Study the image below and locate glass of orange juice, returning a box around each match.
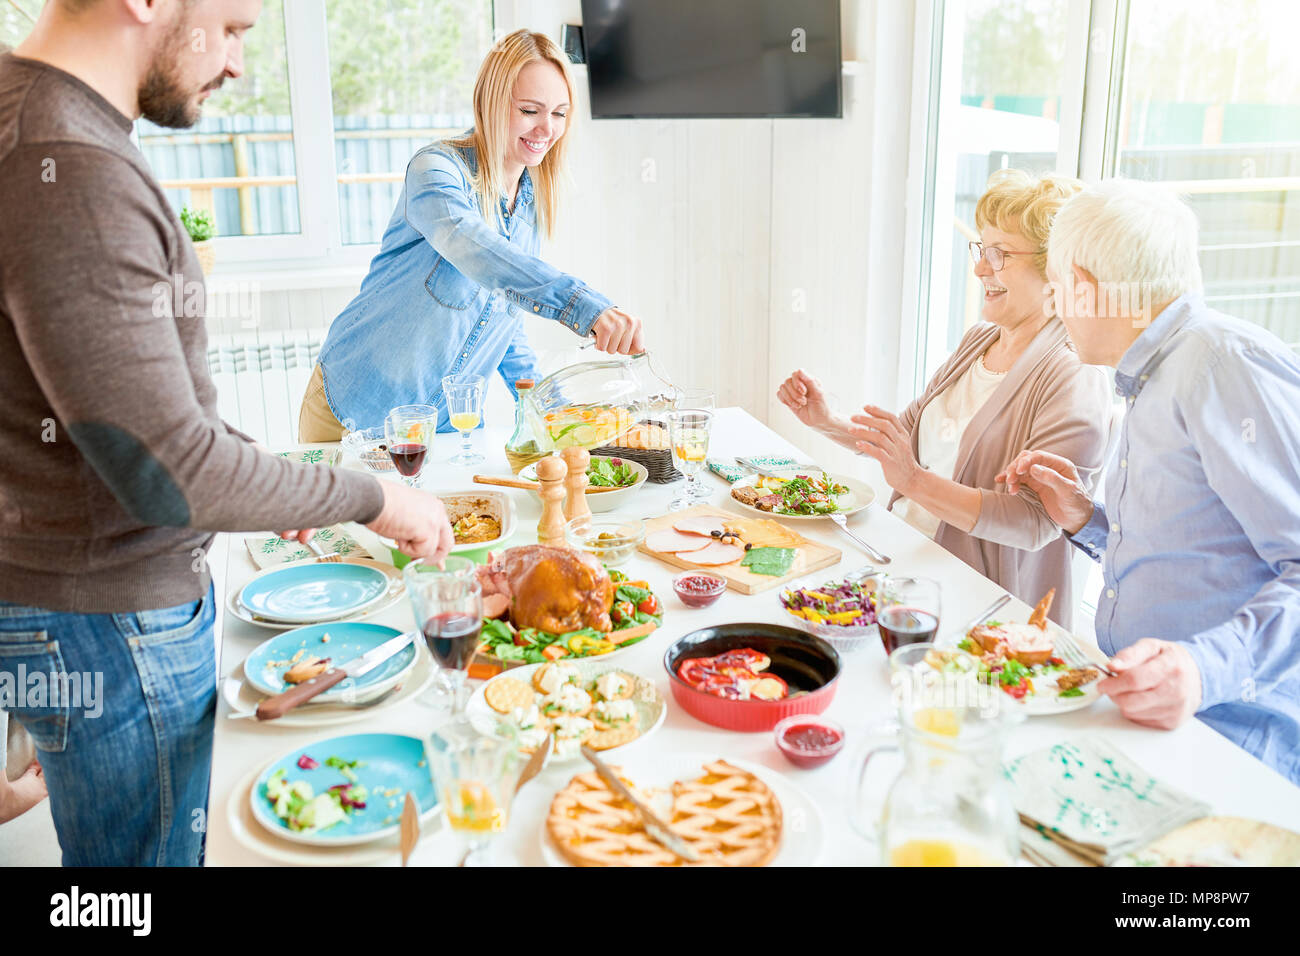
[427,718,519,866]
[442,373,485,466]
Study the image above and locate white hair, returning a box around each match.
[1047,178,1203,311]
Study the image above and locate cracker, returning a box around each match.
[484,676,534,714]
[585,722,641,751]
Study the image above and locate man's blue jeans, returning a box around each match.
[0,584,216,865]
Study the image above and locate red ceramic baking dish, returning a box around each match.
[663,623,843,732]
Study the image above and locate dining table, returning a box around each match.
[203,406,1300,866]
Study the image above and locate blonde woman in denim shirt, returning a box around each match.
[301,30,644,440]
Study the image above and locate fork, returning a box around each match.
[1054,631,1118,678]
[305,535,343,563]
[828,512,891,565]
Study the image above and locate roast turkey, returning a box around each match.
[476,545,615,634]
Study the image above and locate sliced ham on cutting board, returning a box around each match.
[684,541,746,565]
[639,504,841,595]
[645,528,714,554]
[673,516,728,537]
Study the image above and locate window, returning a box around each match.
[910,0,1081,391]
[144,0,301,240]
[0,2,35,49]
[327,0,491,245]
[909,0,1300,396]
[133,0,494,264]
[1113,0,1300,346]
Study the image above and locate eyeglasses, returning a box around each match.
[968,241,1037,271]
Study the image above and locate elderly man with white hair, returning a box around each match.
[1000,179,1300,784]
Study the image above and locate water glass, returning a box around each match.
[427,718,520,866]
[442,373,485,466]
[667,408,713,511]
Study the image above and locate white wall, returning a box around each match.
[506,0,915,490]
[212,0,917,502]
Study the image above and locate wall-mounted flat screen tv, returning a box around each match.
[579,0,842,119]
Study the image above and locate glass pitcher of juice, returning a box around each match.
[855,652,1020,866]
[524,353,675,452]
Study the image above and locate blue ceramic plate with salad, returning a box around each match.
[239,561,390,623]
[250,733,440,846]
[242,622,417,703]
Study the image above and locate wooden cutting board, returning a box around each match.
[638,504,841,594]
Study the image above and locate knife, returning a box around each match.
[581,745,700,863]
[254,631,417,721]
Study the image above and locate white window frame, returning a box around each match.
[202,0,495,278]
[900,0,1125,402]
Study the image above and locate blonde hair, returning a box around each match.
[975,169,1084,277]
[449,30,575,239]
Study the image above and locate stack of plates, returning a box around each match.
[228,559,403,629]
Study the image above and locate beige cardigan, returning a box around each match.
[887,318,1113,629]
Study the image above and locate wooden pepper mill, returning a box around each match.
[561,446,592,524]
[535,454,569,547]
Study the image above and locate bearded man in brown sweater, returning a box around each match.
[0,0,454,865]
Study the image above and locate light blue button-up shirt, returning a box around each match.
[1070,293,1300,783]
[318,137,613,432]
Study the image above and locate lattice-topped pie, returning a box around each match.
[546,758,783,866]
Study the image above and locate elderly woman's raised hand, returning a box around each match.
[777,369,838,431]
[849,405,923,494]
[996,449,1094,534]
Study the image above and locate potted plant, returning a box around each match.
[180,205,217,275]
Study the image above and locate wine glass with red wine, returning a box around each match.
[384,404,437,487]
[877,577,942,657]
[403,556,482,712]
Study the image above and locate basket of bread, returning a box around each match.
[592,419,681,483]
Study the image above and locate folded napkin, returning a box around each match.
[707,455,800,484]
[275,447,342,467]
[245,525,373,569]
[1004,737,1211,867]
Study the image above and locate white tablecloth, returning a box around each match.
[204,407,1300,866]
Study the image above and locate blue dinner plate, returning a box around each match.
[243,622,417,702]
[250,733,439,846]
[239,562,390,623]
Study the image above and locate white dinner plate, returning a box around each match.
[539,753,825,866]
[729,468,876,521]
[467,659,667,764]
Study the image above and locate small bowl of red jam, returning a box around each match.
[672,572,727,608]
[774,715,845,768]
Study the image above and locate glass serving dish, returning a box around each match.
[340,426,397,475]
[564,515,645,568]
[524,353,678,453]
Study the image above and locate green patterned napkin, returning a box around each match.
[245,525,372,569]
[275,447,342,467]
[1003,738,1210,866]
[707,455,800,484]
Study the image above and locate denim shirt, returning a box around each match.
[1069,293,1300,783]
[318,137,613,432]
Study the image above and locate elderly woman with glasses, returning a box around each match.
[778,170,1112,627]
